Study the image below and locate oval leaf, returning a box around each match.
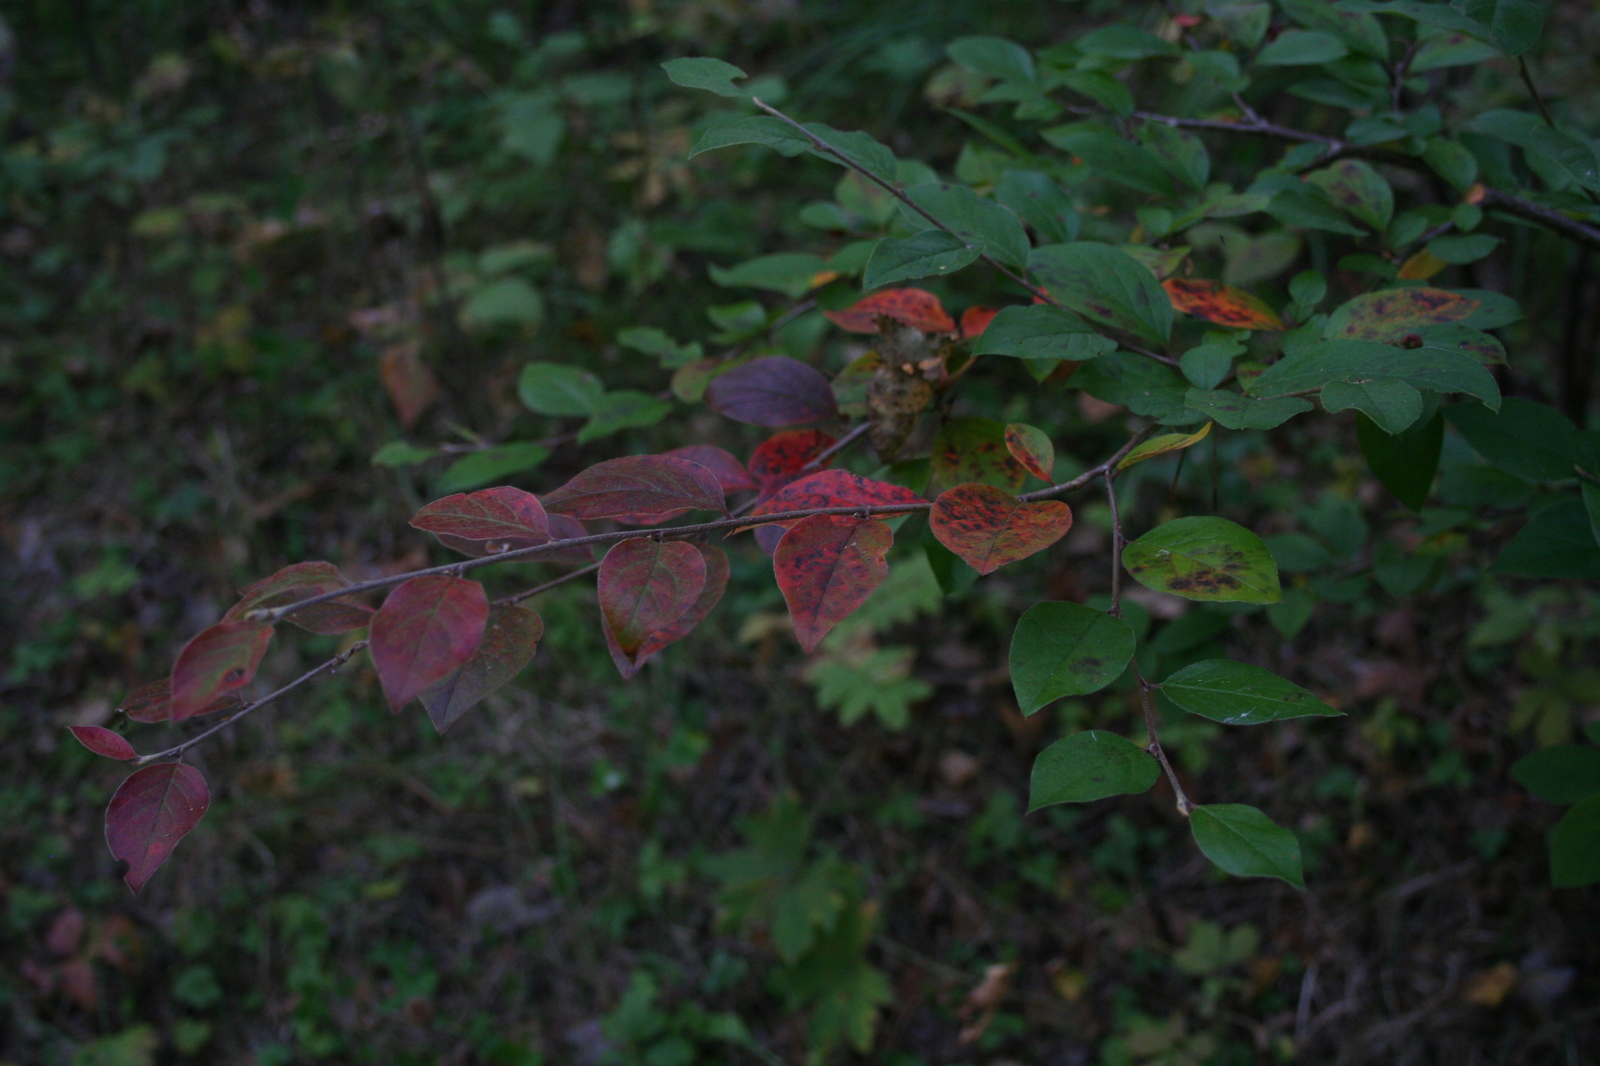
[419,606,545,734]
[105,763,210,893]
[118,678,239,724]
[1190,804,1305,889]
[1116,422,1212,472]
[1161,659,1340,725]
[226,561,373,635]
[1551,795,1600,887]
[824,288,956,333]
[369,575,489,712]
[1325,287,1478,341]
[664,445,757,493]
[69,725,136,761]
[775,515,893,653]
[170,620,274,720]
[410,487,551,550]
[1010,601,1137,714]
[606,544,730,678]
[1123,516,1282,604]
[599,539,707,661]
[748,429,836,499]
[930,484,1072,576]
[1511,744,1600,805]
[542,455,726,520]
[1004,423,1055,481]
[1029,242,1173,346]
[745,469,924,530]
[1163,278,1284,331]
[1029,731,1160,810]
[704,356,839,427]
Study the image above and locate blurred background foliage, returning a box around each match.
[1,0,1597,1064]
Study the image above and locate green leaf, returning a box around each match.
[1324,378,1424,434]
[901,183,1031,270]
[1427,233,1502,264]
[1460,0,1544,55]
[690,116,811,159]
[1141,122,1210,190]
[1030,243,1173,346]
[438,443,551,493]
[1191,804,1305,888]
[1059,70,1135,116]
[661,57,749,97]
[1305,159,1393,231]
[460,277,545,329]
[372,441,437,467]
[1357,408,1443,509]
[1445,397,1579,481]
[972,305,1112,361]
[995,170,1079,243]
[1493,500,1600,579]
[1180,343,1240,390]
[1124,516,1281,603]
[709,253,826,298]
[930,417,1028,491]
[1040,128,1179,198]
[1512,745,1600,804]
[860,231,978,290]
[1076,25,1179,58]
[1250,339,1500,410]
[1010,601,1137,715]
[1184,388,1313,430]
[1256,29,1349,65]
[1422,137,1479,190]
[1584,482,1600,549]
[947,36,1035,83]
[1161,659,1341,725]
[577,391,673,443]
[801,123,899,185]
[1028,731,1161,810]
[1551,794,1600,887]
[1073,352,1199,424]
[518,361,604,417]
[1263,184,1369,236]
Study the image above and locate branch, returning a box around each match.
[1133,661,1193,817]
[494,562,599,607]
[1105,470,1124,617]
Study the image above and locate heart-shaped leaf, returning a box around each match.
[369,575,489,712]
[105,763,210,893]
[744,470,924,530]
[1010,601,1136,714]
[774,515,893,652]
[1029,731,1160,810]
[929,483,1072,576]
[418,606,545,734]
[1123,516,1281,603]
[605,544,730,678]
[598,539,707,661]
[170,620,274,720]
[542,455,726,520]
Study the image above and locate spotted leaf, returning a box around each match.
[1004,423,1055,481]
[1123,516,1281,603]
[748,429,836,499]
[930,483,1073,576]
[824,288,956,333]
[1163,278,1284,331]
[774,515,893,652]
[744,470,924,531]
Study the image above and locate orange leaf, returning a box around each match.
[1163,279,1284,331]
[929,483,1073,575]
[824,288,955,333]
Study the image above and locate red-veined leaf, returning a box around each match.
[226,561,373,635]
[369,575,489,712]
[824,288,956,334]
[748,429,836,499]
[105,763,210,893]
[1004,423,1055,481]
[774,515,893,652]
[605,545,729,678]
[931,417,1028,492]
[170,620,273,720]
[418,606,544,734]
[118,678,240,724]
[664,445,757,493]
[930,483,1073,575]
[1163,279,1285,331]
[703,356,839,427]
[409,487,551,554]
[960,306,1000,338]
[598,539,707,660]
[68,726,136,761]
[542,455,726,520]
[743,469,924,531]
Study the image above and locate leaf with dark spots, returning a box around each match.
[605,545,729,678]
[170,620,274,720]
[1123,516,1281,604]
[542,455,726,520]
[748,429,836,499]
[743,470,924,531]
[118,678,239,724]
[1163,278,1285,331]
[703,356,839,427]
[824,288,956,334]
[664,445,757,493]
[930,484,1072,575]
[774,515,893,652]
[369,575,489,712]
[409,487,551,555]
[1324,287,1479,342]
[68,726,136,761]
[105,763,210,893]
[1004,423,1055,481]
[418,606,544,734]
[226,561,373,634]
[598,539,707,662]
[959,306,1001,338]
[931,418,1029,492]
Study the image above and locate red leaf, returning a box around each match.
[598,539,707,659]
[68,726,136,761]
[929,483,1073,575]
[379,341,441,429]
[960,306,1000,338]
[1004,423,1055,482]
[118,678,239,724]
[748,429,836,500]
[418,606,544,733]
[824,288,956,334]
[605,544,729,678]
[774,515,893,653]
[170,621,273,720]
[542,455,726,520]
[369,575,489,712]
[105,763,210,893]
[704,356,839,428]
[226,561,374,635]
[744,469,924,531]
[410,487,551,555]
[664,445,757,493]
[1162,278,1285,331]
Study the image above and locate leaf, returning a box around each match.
[1005,423,1054,481]
[1264,184,1367,236]
[517,361,603,417]
[1428,233,1502,264]
[226,561,373,634]
[439,443,551,493]
[1073,352,1198,424]
[1190,804,1305,888]
[1041,127,1179,198]
[689,116,812,159]
[960,306,1001,338]
[577,390,673,443]
[1161,659,1340,725]
[1551,794,1600,887]
[748,430,835,498]
[68,726,136,761]
[929,484,1072,576]
[105,763,210,893]
[1163,279,1284,331]
[1256,28,1349,64]
[410,487,551,556]
[710,252,828,298]
[1124,516,1281,603]
[663,445,757,493]
[901,182,1031,270]
[1009,601,1137,714]
[368,575,489,712]
[607,544,730,678]
[1305,159,1394,231]
[1493,500,1600,579]
[1249,339,1500,410]
[745,470,924,530]
[1325,379,1425,435]
[418,606,544,733]
[970,304,1114,361]
[372,441,436,467]
[117,678,238,724]
[1445,397,1579,482]
[947,35,1035,83]
[1324,287,1479,341]
[460,277,544,329]
[704,356,839,427]
[774,515,893,653]
[800,123,900,185]
[931,418,1029,491]
[1030,243,1173,346]
[1511,744,1600,804]
[861,231,980,290]
[1357,408,1443,509]
[1142,122,1210,190]
[599,538,706,657]
[1460,0,1544,55]
[170,621,273,720]
[824,288,956,333]
[542,455,726,520]
[1117,422,1213,471]
[1028,731,1161,810]
[378,342,440,429]
[995,170,1079,243]
[661,57,749,97]
[1185,388,1313,430]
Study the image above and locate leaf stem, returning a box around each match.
[1105,470,1124,618]
[1132,661,1192,817]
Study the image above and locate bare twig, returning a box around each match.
[1133,661,1193,817]
[1106,470,1124,617]
[803,421,873,472]
[495,562,600,606]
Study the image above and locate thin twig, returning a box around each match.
[803,421,872,471]
[1132,661,1193,817]
[1518,55,1557,129]
[1105,470,1124,617]
[495,562,600,606]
